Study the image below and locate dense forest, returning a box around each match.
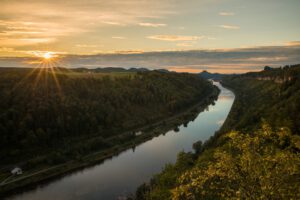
[220,64,300,134]
[135,64,300,199]
[0,67,217,166]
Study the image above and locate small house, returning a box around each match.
[135,131,142,136]
[11,167,22,175]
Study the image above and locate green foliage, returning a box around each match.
[0,67,215,164]
[139,123,300,200]
[221,64,300,134]
[138,152,195,200]
[172,124,300,199]
[192,140,203,155]
[137,64,300,199]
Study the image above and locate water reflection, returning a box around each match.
[7,82,234,200]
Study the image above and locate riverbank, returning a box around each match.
[133,67,300,199]
[0,85,220,198]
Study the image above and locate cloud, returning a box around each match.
[1,43,299,74]
[102,21,126,26]
[147,35,204,41]
[285,41,300,46]
[0,20,84,47]
[112,36,126,39]
[0,37,56,46]
[113,50,144,54]
[138,23,167,27]
[219,12,235,16]
[27,50,64,57]
[0,47,15,52]
[0,48,66,58]
[207,37,217,40]
[0,0,175,48]
[176,43,193,47]
[76,44,99,48]
[219,25,240,30]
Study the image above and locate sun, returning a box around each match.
[43,52,53,60]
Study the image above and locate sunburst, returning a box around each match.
[12,51,68,97]
[43,52,53,60]
[30,52,63,95]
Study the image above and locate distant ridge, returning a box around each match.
[198,70,231,80]
[71,67,170,73]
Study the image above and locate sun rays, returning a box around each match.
[32,52,63,94]
[12,52,65,97]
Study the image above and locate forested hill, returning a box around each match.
[135,64,300,199]
[0,67,217,166]
[220,64,300,135]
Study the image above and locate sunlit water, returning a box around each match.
[7,82,234,200]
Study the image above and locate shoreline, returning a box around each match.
[0,86,220,198]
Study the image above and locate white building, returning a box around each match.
[11,167,22,175]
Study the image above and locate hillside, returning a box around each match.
[0,67,219,195]
[0,67,218,163]
[135,64,300,199]
[220,64,300,134]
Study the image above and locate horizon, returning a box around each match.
[0,61,296,75]
[0,0,299,73]
[0,1,300,197]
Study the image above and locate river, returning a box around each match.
[7,82,235,200]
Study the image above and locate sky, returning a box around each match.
[0,0,299,73]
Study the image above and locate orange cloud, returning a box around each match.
[148,35,204,41]
[0,37,56,47]
[139,23,167,27]
[112,36,126,39]
[285,41,300,46]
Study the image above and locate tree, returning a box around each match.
[192,140,203,155]
[172,124,300,199]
